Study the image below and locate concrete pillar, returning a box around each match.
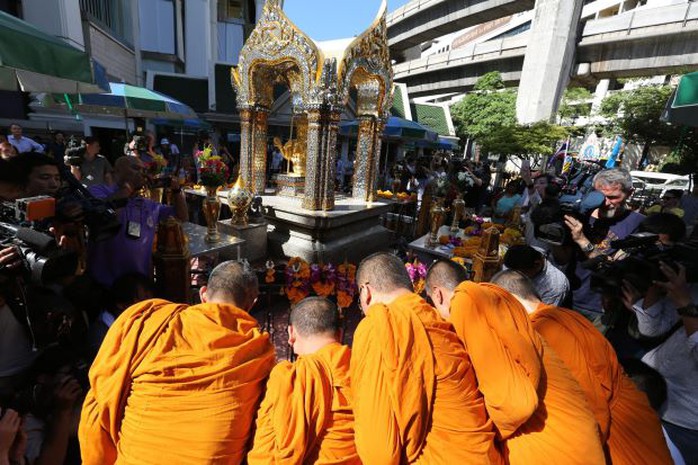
[185,0,212,76]
[591,79,610,115]
[516,0,584,124]
[22,0,84,50]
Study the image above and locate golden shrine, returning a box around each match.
[231,0,393,211]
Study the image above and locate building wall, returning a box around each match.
[87,23,138,84]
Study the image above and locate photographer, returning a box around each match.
[620,214,698,463]
[66,138,112,189]
[86,156,187,287]
[563,168,645,323]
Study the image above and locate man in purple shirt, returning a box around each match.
[87,156,188,287]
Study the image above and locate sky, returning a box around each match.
[282,0,412,42]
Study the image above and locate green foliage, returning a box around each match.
[558,87,593,121]
[479,121,570,157]
[601,84,698,174]
[600,85,674,143]
[473,71,506,91]
[451,72,517,142]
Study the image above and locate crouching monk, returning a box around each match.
[248,297,360,464]
[79,261,276,465]
[351,253,502,464]
[491,269,672,465]
[425,260,606,465]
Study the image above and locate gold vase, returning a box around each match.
[428,197,447,248]
[148,186,164,203]
[227,176,254,226]
[202,186,221,243]
[450,194,466,233]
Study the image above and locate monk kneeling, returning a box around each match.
[248,297,359,464]
[491,269,673,465]
[352,253,502,464]
[79,261,276,465]
[426,260,606,465]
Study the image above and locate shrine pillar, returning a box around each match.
[239,107,254,187]
[302,109,323,210]
[251,107,269,194]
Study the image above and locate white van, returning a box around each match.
[630,171,690,197]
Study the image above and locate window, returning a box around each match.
[218,0,243,22]
[80,0,132,45]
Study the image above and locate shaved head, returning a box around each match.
[357,252,413,293]
[425,260,468,292]
[490,269,540,302]
[290,297,340,337]
[205,260,259,309]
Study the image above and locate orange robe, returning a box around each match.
[79,299,276,465]
[450,282,606,465]
[531,303,673,464]
[350,292,502,465]
[248,342,360,464]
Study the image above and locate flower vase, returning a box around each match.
[227,176,254,226]
[148,186,164,203]
[428,197,447,248]
[202,186,221,243]
[450,194,465,233]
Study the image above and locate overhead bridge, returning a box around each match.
[387,0,535,56]
[393,2,698,98]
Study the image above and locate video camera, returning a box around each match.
[531,192,604,246]
[64,136,86,166]
[585,233,698,295]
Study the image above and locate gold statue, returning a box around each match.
[273,119,307,177]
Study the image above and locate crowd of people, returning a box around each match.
[1,117,697,465]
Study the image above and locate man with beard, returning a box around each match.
[562,168,644,323]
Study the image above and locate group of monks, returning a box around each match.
[78,254,674,464]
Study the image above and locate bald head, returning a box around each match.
[357,252,413,293]
[290,297,340,337]
[490,269,540,303]
[203,260,259,310]
[114,156,145,190]
[425,259,468,293]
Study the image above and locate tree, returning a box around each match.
[450,71,517,142]
[600,85,673,161]
[558,87,593,122]
[479,121,570,165]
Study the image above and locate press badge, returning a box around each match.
[127,221,141,239]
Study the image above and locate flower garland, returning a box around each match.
[196,145,229,187]
[281,258,358,309]
[405,259,427,294]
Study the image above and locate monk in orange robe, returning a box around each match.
[79,261,276,465]
[351,253,502,465]
[248,297,359,464]
[491,269,673,465]
[425,259,606,465]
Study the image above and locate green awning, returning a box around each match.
[0,11,108,93]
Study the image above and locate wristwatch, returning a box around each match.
[581,242,595,253]
[676,303,698,318]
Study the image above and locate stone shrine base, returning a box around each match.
[272,173,305,197]
[218,220,268,262]
[262,195,392,263]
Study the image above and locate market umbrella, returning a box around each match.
[62,82,198,120]
[339,116,438,141]
[661,71,698,127]
[0,10,109,93]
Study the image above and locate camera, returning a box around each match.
[0,222,79,284]
[64,136,86,166]
[585,233,698,296]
